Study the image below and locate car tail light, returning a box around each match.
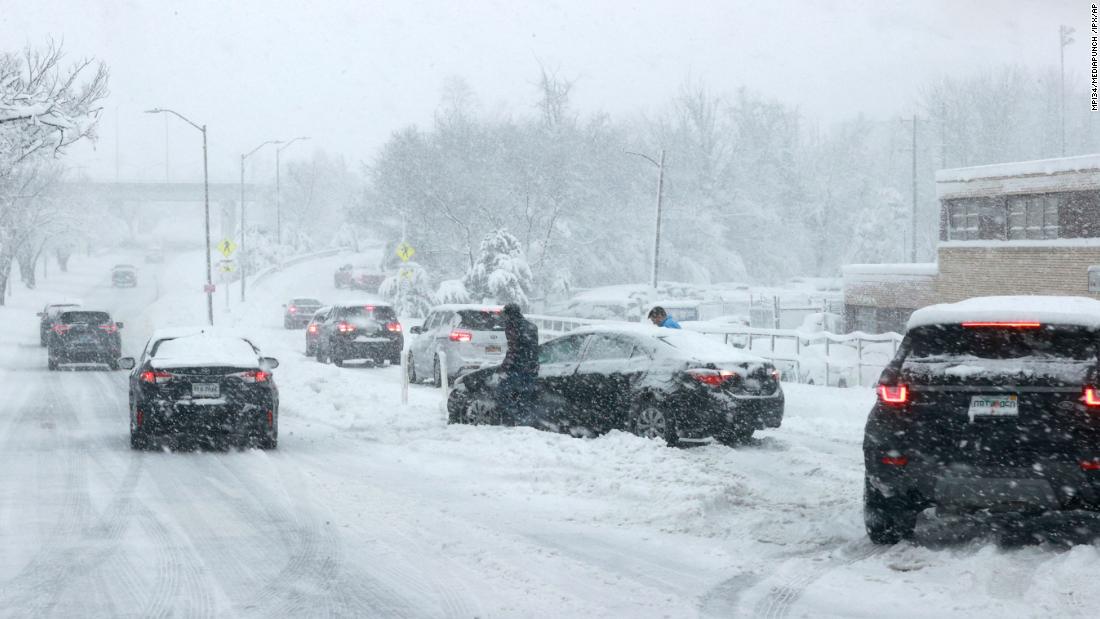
[232,369,270,383]
[687,368,739,387]
[98,324,117,333]
[450,329,473,342]
[267,410,274,426]
[307,324,318,334]
[1084,386,1100,408]
[877,384,909,406]
[365,305,376,310]
[1080,459,1100,471]
[881,455,909,467]
[288,305,297,313]
[52,324,71,335]
[337,321,356,333]
[386,322,402,332]
[140,370,173,384]
[961,321,1041,329]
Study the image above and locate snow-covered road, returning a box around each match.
[2,250,1100,618]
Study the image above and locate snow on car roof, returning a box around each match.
[46,300,82,308]
[568,324,766,364]
[151,334,260,368]
[332,297,390,307]
[907,296,1100,330]
[430,304,504,313]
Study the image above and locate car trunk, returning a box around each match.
[901,325,1100,468]
[456,310,506,359]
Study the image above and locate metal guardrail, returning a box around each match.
[525,313,903,388]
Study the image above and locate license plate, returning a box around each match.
[485,345,502,354]
[968,394,1018,421]
[192,383,220,398]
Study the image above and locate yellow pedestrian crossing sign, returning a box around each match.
[396,241,415,262]
[218,239,237,257]
[219,261,236,273]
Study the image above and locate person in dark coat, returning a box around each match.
[498,303,540,424]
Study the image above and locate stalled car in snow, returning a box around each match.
[864,296,1100,544]
[407,304,506,386]
[46,310,123,370]
[119,329,279,450]
[37,301,82,346]
[111,264,137,287]
[304,306,331,356]
[314,301,403,366]
[283,297,323,329]
[448,325,784,446]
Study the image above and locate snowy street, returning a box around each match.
[0,251,1095,618]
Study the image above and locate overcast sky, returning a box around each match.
[0,0,1085,183]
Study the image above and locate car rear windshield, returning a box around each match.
[60,311,111,324]
[293,298,321,306]
[343,305,397,321]
[906,325,1100,361]
[458,310,505,331]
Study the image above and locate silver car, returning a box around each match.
[407,305,507,386]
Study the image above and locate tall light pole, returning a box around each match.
[275,136,310,245]
[626,149,666,289]
[240,140,282,302]
[145,107,214,326]
[1060,25,1076,157]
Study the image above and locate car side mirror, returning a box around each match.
[410,326,423,335]
[116,322,124,329]
[260,357,279,369]
[117,357,136,370]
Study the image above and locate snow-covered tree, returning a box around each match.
[379,261,435,318]
[436,278,470,305]
[464,229,533,308]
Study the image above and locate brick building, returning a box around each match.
[843,154,1100,333]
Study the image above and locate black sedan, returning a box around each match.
[119,330,279,450]
[447,325,784,446]
[47,310,123,370]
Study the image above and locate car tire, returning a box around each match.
[433,356,449,388]
[48,357,58,371]
[864,477,918,545]
[407,353,417,383]
[332,350,345,367]
[630,399,678,446]
[464,393,498,425]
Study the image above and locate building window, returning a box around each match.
[1007,195,1059,240]
[947,200,979,240]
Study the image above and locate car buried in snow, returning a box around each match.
[119,328,279,450]
[447,324,784,446]
[864,296,1100,544]
[111,264,137,287]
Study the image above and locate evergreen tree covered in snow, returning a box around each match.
[464,229,532,308]
[436,279,470,305]
[379,261,436,318]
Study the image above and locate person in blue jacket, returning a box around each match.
[647,306,681,329]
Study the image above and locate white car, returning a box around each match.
[407,305,507,386]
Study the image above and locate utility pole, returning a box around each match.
[626,149,666,289]
[1060,25,1076,157]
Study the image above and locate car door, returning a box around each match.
[535,334,589,428]
[428,311,454,365]
[573,334,645,431]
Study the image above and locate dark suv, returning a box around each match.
[863,296,1100,544]
[46,310,123,370]
[315,301,402,366]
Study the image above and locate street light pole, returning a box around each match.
[240,140,281,302]
[274,136,310,245]
[626,149,666,289]
[145,107,214,326]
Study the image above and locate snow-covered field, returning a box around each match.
[2,249,1099,617]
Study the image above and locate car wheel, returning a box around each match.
[630,400,678,446]
[406,353,417,383]
[464,393,497,425]
[332,351,345,367]
[864,477,918,545]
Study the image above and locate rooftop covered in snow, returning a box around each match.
[936,153,1100,200]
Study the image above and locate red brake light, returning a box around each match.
[449,329,473,343]
[98,324,117,333]
[881,455,909,467]
[961,321,1041,329]
[386,322,402,332]
[307,324,318,333]
[1084,387,1100,408]
[140,370,173,384]
[288,306,298,313]
[1081,459,1100,471]
[877,384,909,405]
[337,321,355,333]
[232,369,269,383]
[688,369,739,387]
[365,305,376,311]
[52,324,70,335]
